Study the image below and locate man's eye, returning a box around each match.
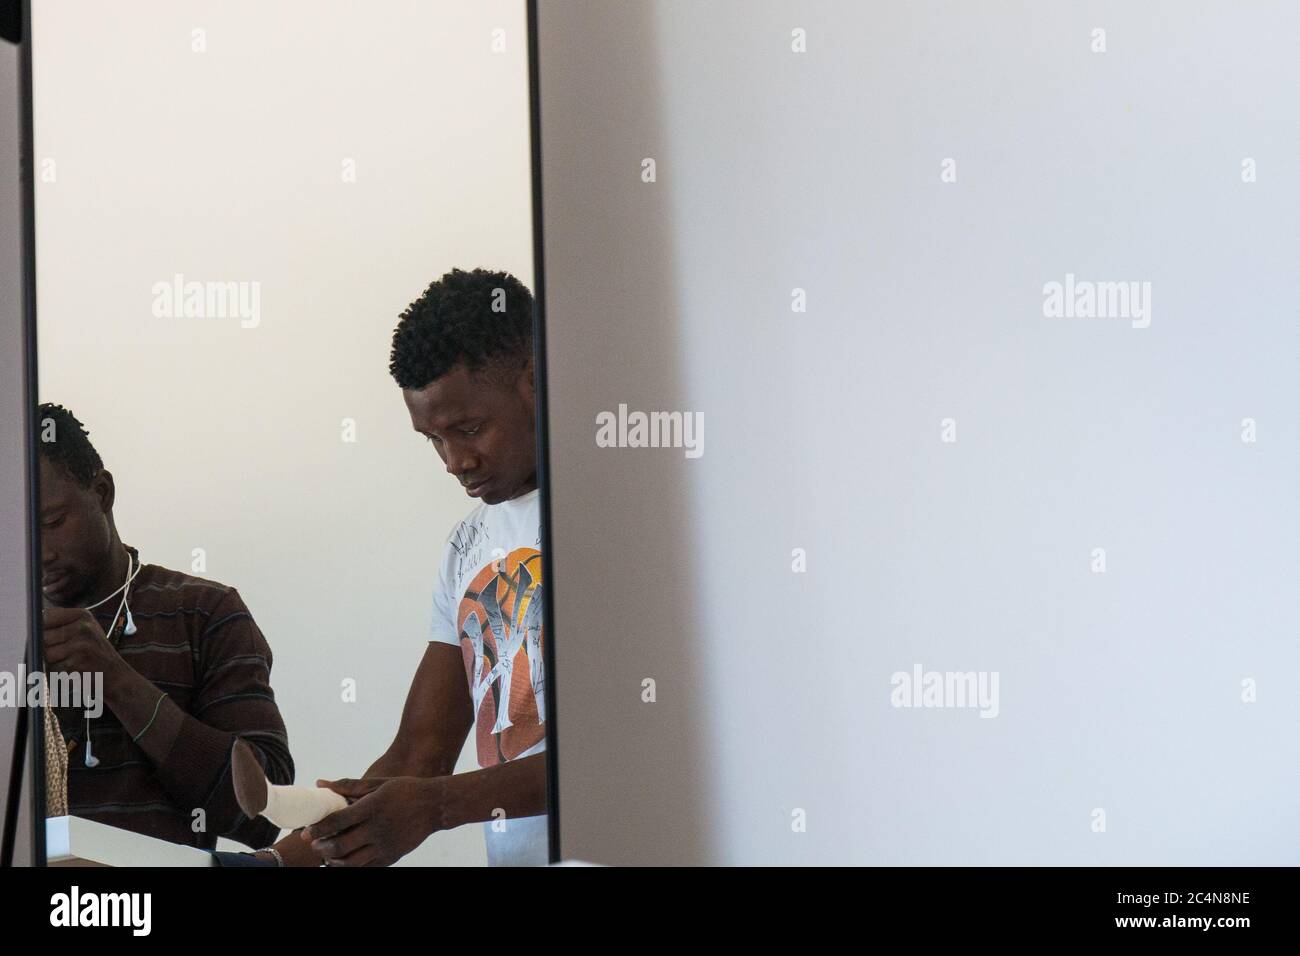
[42,516,65,530]
[425,434,443,445]
[460,424,481,436]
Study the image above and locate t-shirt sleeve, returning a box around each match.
[429,539,459,646]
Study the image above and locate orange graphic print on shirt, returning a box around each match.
[456,547,546,767]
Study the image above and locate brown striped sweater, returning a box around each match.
[51,548,293,850]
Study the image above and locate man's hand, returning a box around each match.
[42,606,174,756]
[303,776,442,867]
[42,607,126,680]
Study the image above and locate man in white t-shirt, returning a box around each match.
[261,267,548,867]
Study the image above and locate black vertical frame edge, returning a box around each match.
[0,0,18,868]
[13,0,45,867]
[21,0,45,864]
[525,0,560,864]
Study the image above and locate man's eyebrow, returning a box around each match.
[418,415,475,433]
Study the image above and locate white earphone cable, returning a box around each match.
[80,550,141,768]
[81,551,143,611]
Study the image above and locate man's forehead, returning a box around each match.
[406,373,492,426]
[38,461,81,506]
[415,406,474,431]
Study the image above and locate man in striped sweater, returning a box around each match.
[39,403,293,850]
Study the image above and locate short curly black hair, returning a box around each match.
[36,403,104,488]
[389,268,534,390]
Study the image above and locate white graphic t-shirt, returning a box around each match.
[430,487,547,866]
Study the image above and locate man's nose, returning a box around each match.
[443,443,477,480]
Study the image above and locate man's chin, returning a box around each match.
[465,477,531,505]
[479,486,523,506]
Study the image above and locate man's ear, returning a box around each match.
[92,470,116,515]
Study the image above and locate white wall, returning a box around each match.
[32,0,532,865]
[538,0,1300,864]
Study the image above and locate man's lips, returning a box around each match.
[463,478,491,498]
[42,572,71,594]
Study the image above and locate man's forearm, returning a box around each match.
[366,725,465,779]
[435,752,548,831]
[100,660,182,764]
[100,658,291,844]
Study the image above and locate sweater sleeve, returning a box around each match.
[150,588,295,849]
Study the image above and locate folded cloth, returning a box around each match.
[231,738,347,830]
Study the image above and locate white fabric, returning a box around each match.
[261,782,348,830]
[430,487,548,866]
